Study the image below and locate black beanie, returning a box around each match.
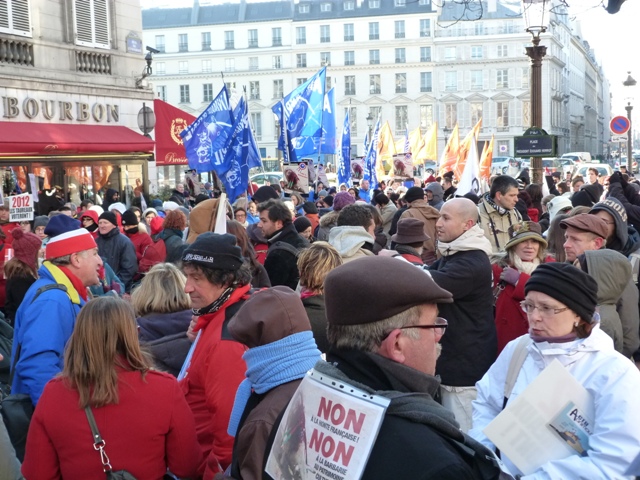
[404,186,425,203]
[302,201,318,214]
[323,195,334,207]
[182,232,244,271]
[294,216,313,233]
[252,186,279,204]
[121,209,138,226]
[99,211,117,227]
[524,263,598,323]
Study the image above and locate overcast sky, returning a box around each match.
[140,0,640,112]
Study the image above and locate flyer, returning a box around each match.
[8,193,34,222]
[283,162,309,194]
[350,157,364,182]
[391,153,413,180]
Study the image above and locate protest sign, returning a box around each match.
[283,162,309,194]
[9,193,34,222]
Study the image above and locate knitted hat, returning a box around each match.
[45,228,97,260]
[121,209,138,226]
[33,215,49,230]
[252,185,279,204]
[302,201,318,215]
[547,196,573,221]
[88,205,104,216]
[143,207,158,218]
[44,215,81,238]
[99,211,117,227]
[325,256,453,326]
[322,195,334,207]
[504,221,547,251]
[10,227,42,273]
[404,186,425,203]
[560,213,608,240]
[318,190,328,198]
[162,201,180,212]
[391,218,429,244]
[294,216,313,233]
[524,263,598,323]
[590,197,628,247]
[108,202,126,214]
[182,232,243,271]
[149,216,164,236]
[333,192,355,212]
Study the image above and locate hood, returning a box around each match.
[591,196,628,251]
[584,249,631,304]
[328,226,374,258]
[319,210,339,228]
[571,183,603,207]
[186,198,221,243]
[621,226,640,257]
[80,210,99,224]
[407,199,441,219]
[106,188,118,202]
[425,183,444,205]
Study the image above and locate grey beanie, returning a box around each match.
[33,215,49,230]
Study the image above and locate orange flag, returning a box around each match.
[480,134,494,182]
[377,121,397,168]
[408,127,423,165]
[454,119,483,180]
[419,122,438,164]
[438,124,460,178]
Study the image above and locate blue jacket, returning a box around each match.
[11,263,86,405]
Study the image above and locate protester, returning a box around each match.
[293,216,314,242]
[470,263,640,478]
[374,193,397,235]
[425,182,445,211]
[3,228,41,326]
[301,201,320,233]
[399,186,439,264]
[157,209,187,264]
[100,188,119,212]
[329,205,376,263]
[389,218,429,265]
[226,220,270,288]
[79,210,99,239]
[121,208,153,265]
[317,191,355,241]
[96,211,138,291]
[478,175,523,253]
[33,216,49,241]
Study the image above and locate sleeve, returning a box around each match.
[545,176,560,197]
[263,250,296,289]
[236,419,274,480]
[0,415,21,480]
[617,280,640,358]
[136,234,154,262]
[4,276,34,324]
[203,340,247,478]
[118,237,139,290]
[511,271,530,301]
[428,254,486,299]
[607,184,640,226]
[165,378,203,479]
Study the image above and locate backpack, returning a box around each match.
[267,241,303,259]
[138,238,167,274]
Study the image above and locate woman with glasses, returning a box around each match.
[491,221,552,354]
[471,263,640,479]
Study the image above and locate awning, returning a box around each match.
[0,122,155,157]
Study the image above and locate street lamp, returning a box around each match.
[623,72,636,173]
[366,113,374,139]
[443,126,451,145]
[523,0,548,185]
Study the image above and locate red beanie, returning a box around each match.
[45,228,97,260]
[10,227,42,273]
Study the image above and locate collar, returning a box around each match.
[193,284,251,332]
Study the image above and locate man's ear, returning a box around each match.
[595,236,606,249]
[377,330,406,365]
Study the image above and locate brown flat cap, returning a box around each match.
[228,286,312,348]
[324,256,453,326]
[560,213,608,239]
[391,218,429,244]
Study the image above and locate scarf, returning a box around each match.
[483,192,509,216]
[437,224,493,257]
[42,261,85,303]
[57,266,88,302]
[530,331,578,343]
[227,331,321,436]
[512,255,540,275]
[192,286,235,318]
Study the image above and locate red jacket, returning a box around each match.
[125,230,154,262]
[22,369,201,479]
[180,285,250,479]
[0,222,19,244]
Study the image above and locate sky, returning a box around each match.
[140,0,640,112]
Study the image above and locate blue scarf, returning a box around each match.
[227,331,321,436]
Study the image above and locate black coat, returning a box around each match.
[96,227,138,291]
[4,275,36,326]
[264,223,309,290]
[301,294,329,353]
[158,228,186,264]
[429,249,497,386]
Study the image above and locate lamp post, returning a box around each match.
[523,0,548,185]
[366,113,374,140]
[623,72,636,174]
[443,126,451,145]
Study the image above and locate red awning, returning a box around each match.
[0,122,154,157]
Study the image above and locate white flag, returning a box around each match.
[456,136,481,197]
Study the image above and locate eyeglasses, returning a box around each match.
[520,301,569,317]
[398,317,448,336]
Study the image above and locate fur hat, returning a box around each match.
[182,232,243,271]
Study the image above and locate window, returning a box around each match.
[370,75,381,94]
[249,57,258,71]
[444,47,456,60]
[395,0,407,6]
[178,61,188,74]
[225,82,236,92]
[420,72,432,92]
[201,59,212,73]
[321,52,331,66]
[298,3,309,13]
[251,113,262,140]
[395,21,405,39]
[225,31,234,49]
[497,69,509,88]
[420,46,431,62]
[471,46,483,59]
[297,78,307,86]
[471,70,483,89]
[369,0,380,7]
[272,27,282,46]
[203,83,213,102]
[521,69,530,89]
[273,79,284,98]
[369,22,379,40]
[321,3,332,12]
[0,0,31,37]
[155,35,165,53]
[369,49,380,65]
[419,0,430,4]
[250,81,260,100]
[155,62,165,75]
[201,32,211,50]
[326,76,332,90]
[225,58,235,72]
[445,71,457,91]
[395,106,408,136]
[320,25,330,43]
[296,26,306,45]
[74,0,110,48]
[180,85,190,103]
[475,22,485,35]
[296,53,307,68]
[395,48,406,64]
[420,105,434,130]
[369,106,381,124]
[272,55,282,69]
[157,86,166,101]
[344,51,355,66]
[497,45,508,57]
[248,29,258,48]
[345,76,356,95]
[445,104,457,129]
[178,33,188,52]
[344,24,354,42]
[346,106,357,135]
[471,102,483,125]
[396,73,407,93]
[497,101,509,128]
[420,19,431,37]
[344,1,355,10]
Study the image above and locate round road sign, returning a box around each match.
[610,116,630,135]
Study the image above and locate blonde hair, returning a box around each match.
[297,242,343,293]
[62,297,153,408]
[130,263,191,317]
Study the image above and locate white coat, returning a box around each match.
[470,326,640,479]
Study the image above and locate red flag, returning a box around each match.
[153,99,196,166]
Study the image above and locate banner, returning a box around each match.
[319,88,336,154]
[337,111,351,187]
[153,99,196,166]
[363,119,381,187]
[265,369,389,480]
[9,193,34,222]
[283,161,309,194]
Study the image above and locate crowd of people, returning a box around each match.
[1,165,640,479]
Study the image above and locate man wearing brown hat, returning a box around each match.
[399,186,439,264]
[389,217,429,265]
[287,256,502,479]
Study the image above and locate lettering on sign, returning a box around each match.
[1,96,119,123]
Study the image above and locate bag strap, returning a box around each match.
[84,406,113,474]
[502,336,533,409]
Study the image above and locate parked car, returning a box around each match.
[561,152,592,163]
[615,158,639,173]
[250,172,283,186]
[491,156,521,175]
[574,163,613,179]
[541,158,563,173]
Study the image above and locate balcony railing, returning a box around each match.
[435,25,521,38]
[0,38,34,67]
[76,50,111,74]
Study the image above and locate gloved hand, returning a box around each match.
[500,267,520,286]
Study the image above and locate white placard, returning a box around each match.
[8,193,34,222]
[28,173,39,203]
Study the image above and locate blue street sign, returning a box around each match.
[610,116,630,135]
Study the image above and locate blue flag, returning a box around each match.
[337,111,351,187]
[363,118,381,188]
[319,88,336,154]
[181,86,234,173]
[220,97,262,203]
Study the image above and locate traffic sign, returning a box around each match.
[613,134,628,142]
[610,116,630,135]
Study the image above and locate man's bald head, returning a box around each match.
[436,198,479,243]
[443,198,478,224]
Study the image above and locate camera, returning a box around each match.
[146,46,160,54]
